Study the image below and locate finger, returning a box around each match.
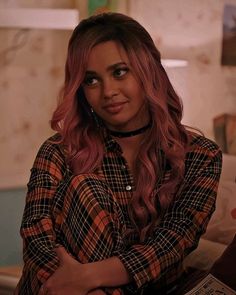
[38,284,47,295]
[38,286,43,295]
[54,246,70,262]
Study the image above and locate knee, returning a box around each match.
[61,174,116,214]
[75,173,112,197]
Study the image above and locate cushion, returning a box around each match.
[220,154,236,182]
[202,180,236,245]
[183,238,227,270]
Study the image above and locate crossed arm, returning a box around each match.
[39,247,131,295]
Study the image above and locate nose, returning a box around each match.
[103,78,119,99]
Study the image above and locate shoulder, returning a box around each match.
[28,134,70,187]
[188,131,221,156]
[185,131,222,175]
[33,133,67,169]
[36,133,64,156]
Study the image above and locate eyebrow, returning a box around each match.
[85,62,128,75]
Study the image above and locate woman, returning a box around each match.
[15,12,222,295]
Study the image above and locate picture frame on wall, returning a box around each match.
[88,0,129,16]
[221,4,236,66]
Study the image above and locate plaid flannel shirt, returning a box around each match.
[15,131,222,294]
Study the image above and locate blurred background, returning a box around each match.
[0,0,236,269]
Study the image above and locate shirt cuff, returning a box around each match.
[118,246,160,289]
[37,252,60,282]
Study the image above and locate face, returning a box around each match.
[82,41,150,132]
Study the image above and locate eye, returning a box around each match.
[113,67,129,78]
[83,76,99,87]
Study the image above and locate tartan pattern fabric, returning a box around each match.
[15,132,222,294]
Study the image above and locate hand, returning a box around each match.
[39,247,93,295]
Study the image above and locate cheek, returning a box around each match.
[129,86,145,105]
[126,79,144,98]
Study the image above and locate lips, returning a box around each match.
[103,101,127,114]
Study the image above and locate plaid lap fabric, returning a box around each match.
[15,132,222,295]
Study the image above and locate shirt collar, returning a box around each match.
[102,129,123,153]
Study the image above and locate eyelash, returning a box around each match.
[113,67,129,78]
[83,67,129,87]
[83,76,98,86]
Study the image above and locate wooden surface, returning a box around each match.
[0,266,22,277]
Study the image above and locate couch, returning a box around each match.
[184,153,236,271]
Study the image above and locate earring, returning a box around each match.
[90,107,101,128]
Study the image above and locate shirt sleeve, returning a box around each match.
[118,142,222,289]
[19,137,68,284]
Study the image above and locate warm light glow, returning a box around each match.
[0,8,79,30]
[161,59,188,68]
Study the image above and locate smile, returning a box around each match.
[103,102,127,114]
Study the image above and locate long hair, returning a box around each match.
[51,13,190,241]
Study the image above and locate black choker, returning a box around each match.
[108,122,152,138]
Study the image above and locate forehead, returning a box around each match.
[86,41,129,70]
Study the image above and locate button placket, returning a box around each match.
[121,164,126,170]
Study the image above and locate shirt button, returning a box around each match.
[121,165,126,170]
[125,185,132,191]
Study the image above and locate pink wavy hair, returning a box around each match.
[51,13,190,241]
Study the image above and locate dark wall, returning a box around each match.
[0,188,26,266]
